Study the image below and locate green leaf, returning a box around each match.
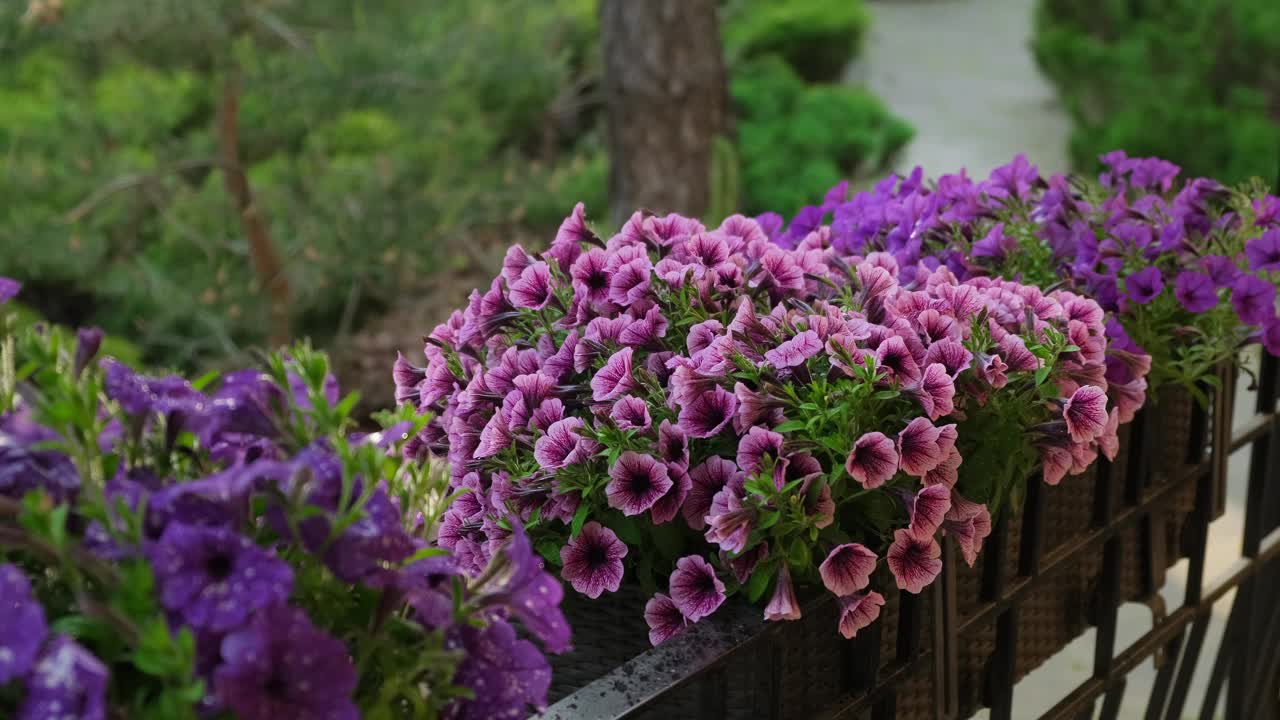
[649,522,685,559]
[570,502,590,538]
[773,419,806,433]
[535,539,561,567]
[1034,366,1052,386]
[757,510,781,531]
[403,546,450,565]
[608,515,643,546]
[189,370,221,391]
[745,561,772,602]
[871,389,900,400]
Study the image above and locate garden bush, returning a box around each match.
[733,57,913,216]
[1033,0,1280,183]
[722,0,871,83]
[0,0,596,370]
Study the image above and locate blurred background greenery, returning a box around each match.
[0,0,911,403]
[1033,0,1280,184]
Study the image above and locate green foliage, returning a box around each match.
[0,0,597,369]
[1033,0,1280,183]
[723,0,871,82]
[732,56,914,215]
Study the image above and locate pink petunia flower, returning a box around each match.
[668,555,726,622]
[560,522,628,599]
[846,431,899,489]
[837,590,885,639]
[606,452,673,516]
[763,563,802,622]
[819,543,877,597]
[886,528,943,594]
[644,593,687,646]
[1063,384,1108,443]
[905,483,952,539]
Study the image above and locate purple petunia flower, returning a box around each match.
[819,543,877,597]
[534,417,596,469]
[736,426,784,476]
[886,528,942,594]
[972,222,1016,261]
[667,555,725,622]
[845,431,898,489]
[907,362,957,420]
[560,522,628,599]
[214,604,358,720]
[1246,229,1280,272]
[656,420,690,474]
[73,326,105,377]
[444,619,553,720]
[1063,385,1108,444]
[676,385,737,439]
[875,335,922,385]
[896,417,947,477]
[606,452,673,516]
[474,525,571,654]
[1261,317,1280,356]
[102,359,203,417]
[923,338,973,376]
[0,564,47,684]
[837,590,885,640]
[905,483,952,539]
[763,563,801,622]
[1126,266,1164,305]
[609,395,652,432]
[148,523,293,632]
[1174,271,1219,313]
[684,456,739,531]
[1201,255,1242,288]
[644,593,687,646]
[650,468,692,525]
[943,491,992,567]
[590,348,637,402]
[1232,274,1277,325]
[17,636,108,720]
[0,277,19,303]
[764,330,822,369]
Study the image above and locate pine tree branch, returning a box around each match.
[216,71,292,348]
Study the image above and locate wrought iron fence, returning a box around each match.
[542,354,1280,720]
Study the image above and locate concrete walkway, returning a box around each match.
[852,0,1071,179]
[850,2,1247,717]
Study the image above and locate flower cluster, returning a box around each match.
[399,203,1138,642]
[769,153,1279,396]
[0,281,567,720]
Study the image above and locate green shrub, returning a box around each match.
[732,57,913,215]
[723,0,870,83]
[1033,0,1280,183]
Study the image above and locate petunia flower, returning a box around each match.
[1174,271,1219,313]
[446,620,553,720]
[534,417,596,469]
[923,338,973,376]
[1245,229,1280,271]
[0,564,47,684]
[845,431,898,489]
[650,468,691,525]
[606,452,673,516]
[819,543,877,597]
[875,335,922,384]
[837,591,885,639]
[609,395,652,432]
[1231,274,1277,325]
[704,482,753,554]
[905,483,952,539]
[509,261,554,310]
[763,564,801,622]
[590,347,637,402]
[644,593,687,646]
[668,555,726,622]
[734,382,786,432]
[1262,317,1280,356]
[736,426,784,476]
[559,522,628,599]
[0,277,19,304]
[148,523,293,632]
[886,528,943,594]
[18,637,108,720]
[656,420,690,474]
[943,491,992,567]
[1126,266,1165,305]
[1063,385,1108,443]
[896,417,948,476]
[764,330,823,369]
[1200,255,1241,288]
[676,385,738,439]
[1040,444,1072,486]
[214,604,358,720]
[684,456,739,531]
[1098,407,1121,461]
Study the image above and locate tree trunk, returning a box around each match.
[600,0,729,226]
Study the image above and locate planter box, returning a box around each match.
[546,380,1225,719]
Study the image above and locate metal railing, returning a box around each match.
[543,352,1280,719]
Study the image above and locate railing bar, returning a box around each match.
[1032,527,1280,720]
[1097,677,1126,720]
[1242,601,1280,720]
[1228,411,1273,452]
[1141,631,1182,720]
[1162,611,1210,720]
[1020,477,1047,576]
[698,667,728,719]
